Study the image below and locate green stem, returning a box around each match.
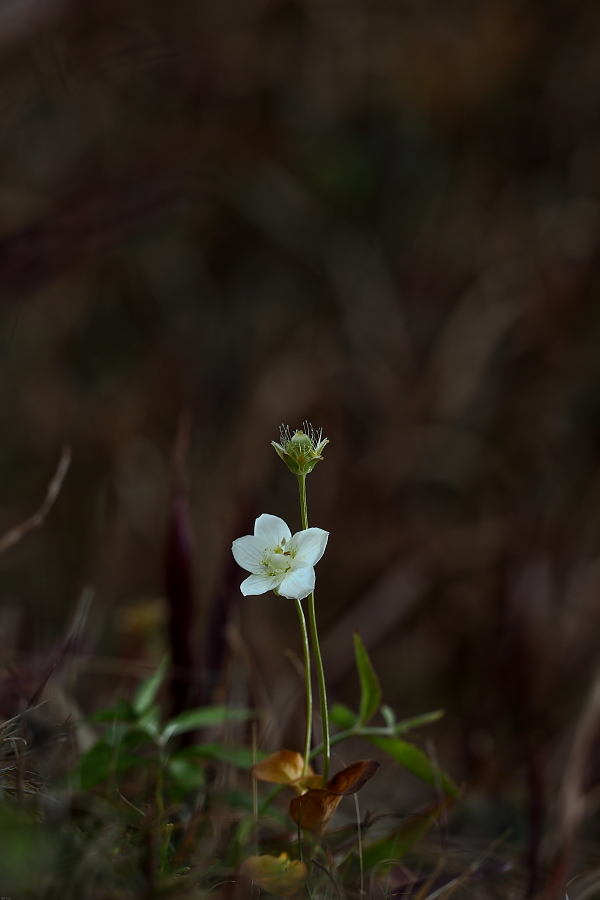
[259,783,284,815]
[307,593,330,785]
[297,474,330,785]
[294,597,312,776]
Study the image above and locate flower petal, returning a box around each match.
[291,528,329,567]
[254,514,291,548]
[278,566,315,600]
[231,535,264,573]
[240,573,279,596]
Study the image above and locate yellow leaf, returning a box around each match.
[238,853,307,897]
[251,749,317,788]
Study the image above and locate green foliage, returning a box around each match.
[88,697,136,723]
[394,710,446,733]
[354,631,382,726]
[366,735,460,798]
[0,805,56,895]
[174,742,264,769]
[77,689,255,797]
[77,736,148,791]
[161,705,253,743]
[330,703,358,729]
[167,755,206,800]
[132,654,169,715]
[0,586,457,897]
[325,632,458,798]
[0,649,458,899]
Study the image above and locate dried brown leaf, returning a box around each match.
[327,759,380,795]
[290,788,342,835]
[290,759,380,833]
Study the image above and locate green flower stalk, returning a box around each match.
[230,424,331,782]
[273,424,331,784]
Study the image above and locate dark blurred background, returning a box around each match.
[3,0,600,836]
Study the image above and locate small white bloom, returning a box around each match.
[232,513,328,600]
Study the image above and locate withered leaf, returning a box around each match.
[290,759,380,834]
[238,853,307,897]
[327,759,380,795]
[290,788,342,835]
[251,749,307,785]
[301,773,323,790]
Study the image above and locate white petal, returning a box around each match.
[232,535,264,573]
[291,528,329,567]
[254,513,291,548]
[278,566,316,600]
[240,573,279,596]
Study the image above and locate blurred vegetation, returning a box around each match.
[3,0,600,894]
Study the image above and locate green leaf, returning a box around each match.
[361,798,453,871]
[133,656,169,715]
[366,736,459,798]
[174,743,265,769]
[380,705,396,730]
[167,757,206,792]
[394,710,445,734]
[137,705,161,738]
[354,632,381,726]
[105,726,154,750]
[87,698,136,723]
[211,789,254,811]
[77,739,146,791]
[161,706,253,742]
[330,704,358,729]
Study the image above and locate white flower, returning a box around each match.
[232,514,329,600]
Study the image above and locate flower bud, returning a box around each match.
[271,423,328,476]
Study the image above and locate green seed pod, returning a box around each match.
[271,423,328,476]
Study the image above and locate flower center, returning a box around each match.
[262,539,296,577]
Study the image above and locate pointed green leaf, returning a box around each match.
[105,726,154,750]
[394,710,445,734]
[366,736,459,798]
[330,704,358,729]
[168,757,206,791]
[354,632,381,726]
[137,704,161,738]
[88,698,136,723]
[161,706,253,742]
[133,656,169,715]
[174,743,266,769]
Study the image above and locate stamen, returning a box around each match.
[302,421,321,448]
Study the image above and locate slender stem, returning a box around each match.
[252,722,258,855]
[297,474,330,785]
[298,472,309,530]
[307,593,330,785]
[259,783,284,814]
[294,597,312,776]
